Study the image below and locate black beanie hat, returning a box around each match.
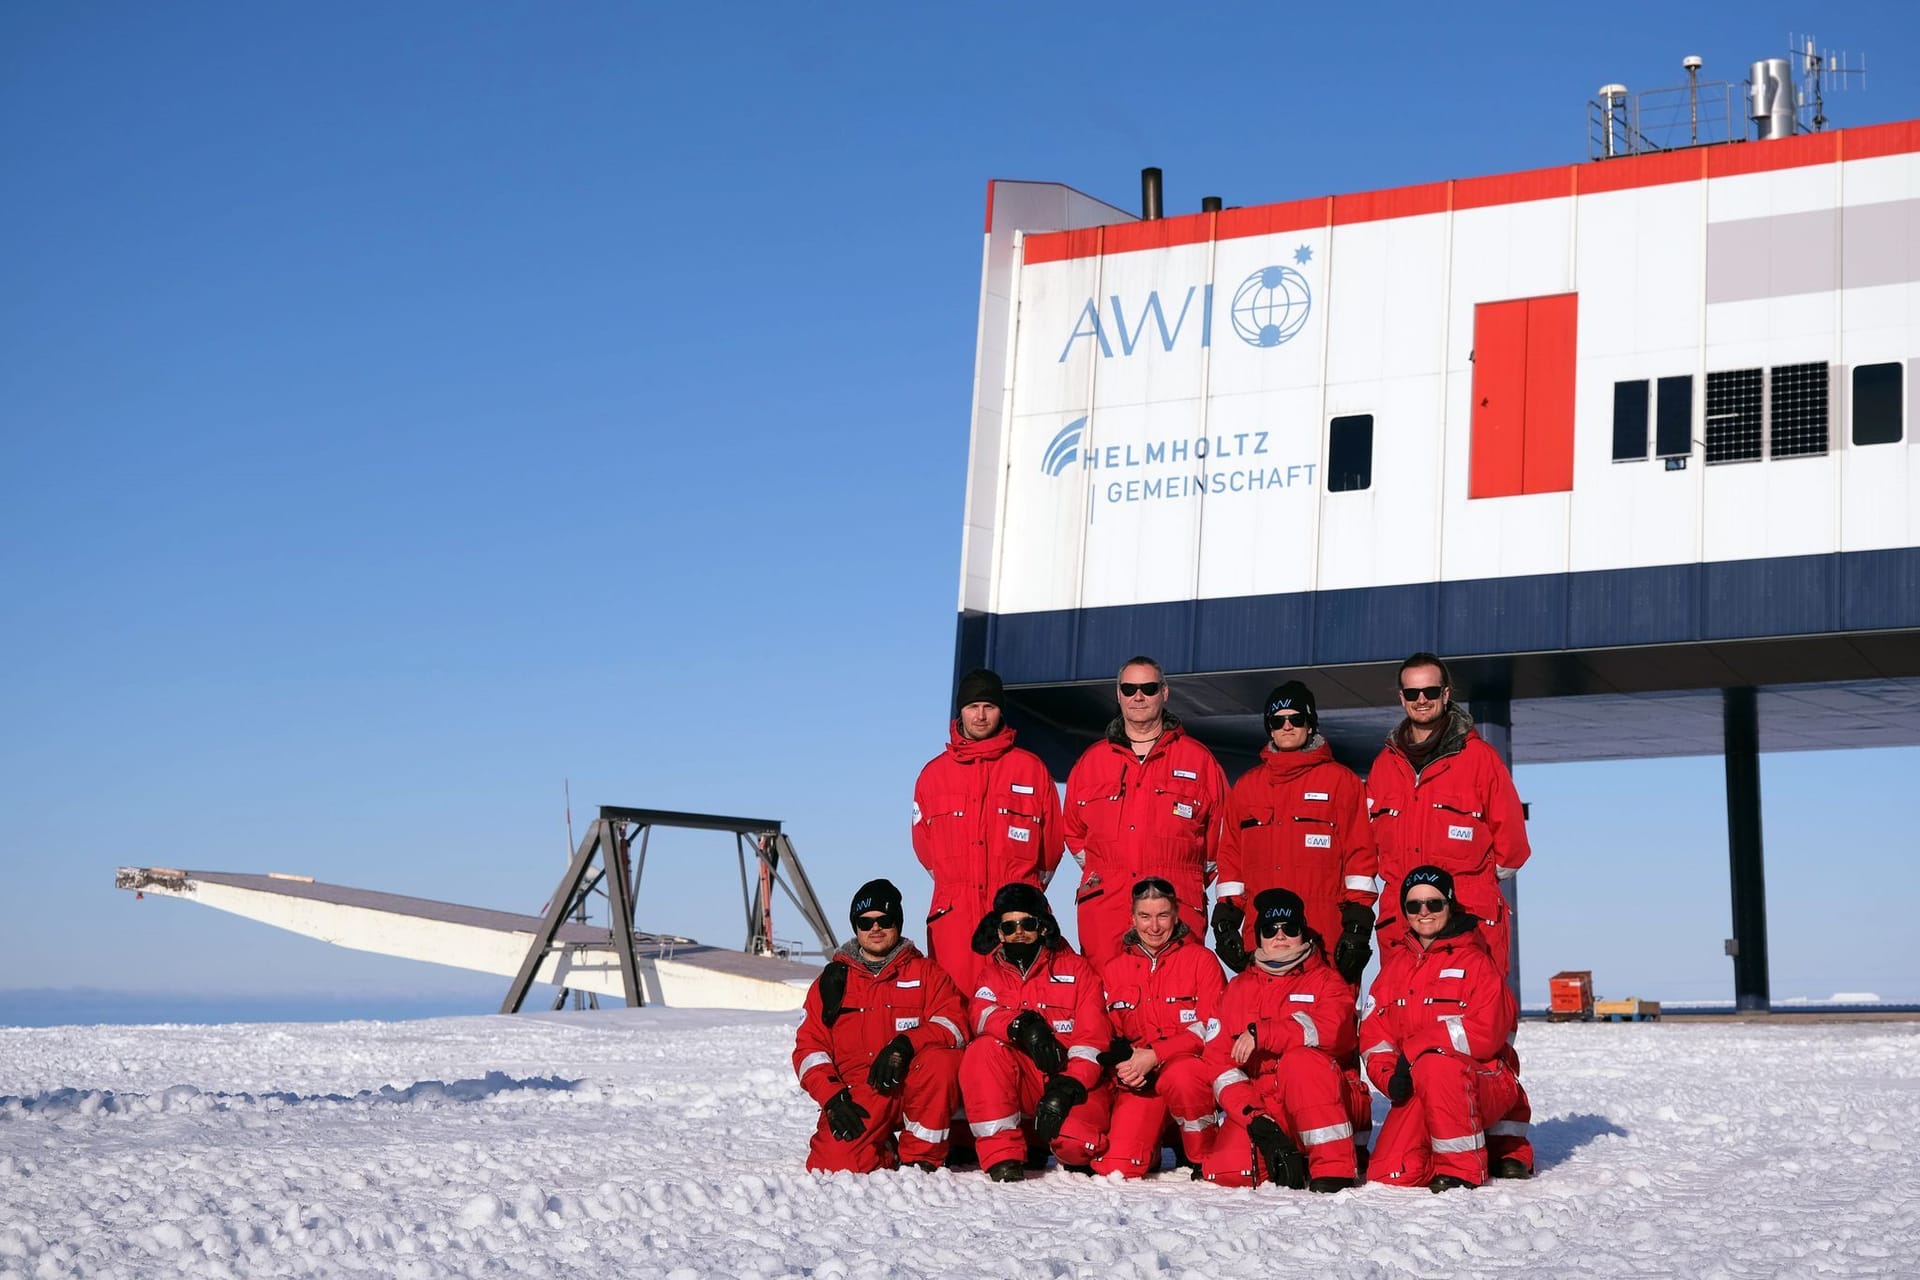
[955,668,1005,714]
[850,878,904,930]
[1252,887,1307,934]
[1263,680,1318,732]
[1401,865,1455,906]
[971,881,1057,954]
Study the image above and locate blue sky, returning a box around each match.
[5,3,1917,1021]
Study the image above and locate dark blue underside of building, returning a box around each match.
[959,547,1920,686]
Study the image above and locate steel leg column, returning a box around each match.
[1723,687,1771,1012]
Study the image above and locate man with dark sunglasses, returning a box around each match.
[913,667,1064,992]
[792,879,968,1173]
[958,882,1115,1181]
[1200,889,1365,1191]
[1090,878,1228,1178]
[1215,680,1378,984]
[1366,652,1531,978]
[1358,867,1534,1190]
[1063,655,1229,970]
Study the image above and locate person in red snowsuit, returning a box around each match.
[959,882,1115,1181]
[1367,653,1531,978]
[1214,680,1378,983]
[1091,877,1228,1178]
[792,879,968,1173]
[912,668,1063,993]
[1360,866,1535,1190]
[1200,888,1367,1191]
[1063,656,1229,972]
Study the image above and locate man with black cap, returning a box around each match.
[792,878,969,1173]
[1359,866,1534,1190]
[913,667,1063,992]
[1062,655,1229,970]
[1200,888,1366,1192]
[1367,651,1531,978]
[1213,679,1378,984]
[957,882,1114,1181]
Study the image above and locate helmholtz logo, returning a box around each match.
[1040,415,1318,512]
[1058,248,1314,362]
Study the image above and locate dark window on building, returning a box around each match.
[1612,380,1649,461]
[1853,362,1904,446]
[1705,368,1763,464]
[1656,375,1693,458]
[1769,362,1829,458]
[1328,414,1373,491]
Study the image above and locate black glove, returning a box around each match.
[867,1034,914,1092]
[1031,1074,1088,1144]
[1387,1053,1413,1106]
[1247,1114,1307,1189]
[1006,1011,1066,1074]
[1095,1036,1135,1070]
[1333,903,1375,985]
[1211,900,1250,973]
[824,1088,870,1142]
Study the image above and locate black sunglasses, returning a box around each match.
[854,914,893,931]
[1403,897,1449,915]
[1132,876,1176,900]
[1268,712,1310,729]
[1256,918,1304,939]
[1118,681,1163,698]
[998,915,1043,936]
[1400,685,1446,703]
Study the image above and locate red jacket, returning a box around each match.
[1366,712,1529,931]
[1358,923,1517,1095]
[1062,718,1229,913]
[1217,741,1378,947]
[792,941,968,1105]
[1205,947,1356,1116]
[913,723,1063,929]
[1098,926,1228,1070]
[970,941,1113,1090]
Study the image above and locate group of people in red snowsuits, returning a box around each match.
[793,653,1537,1192]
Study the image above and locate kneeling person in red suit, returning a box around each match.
[1360,866,1535,1191]
[959,883,1115,1181]
[793,878,967,1172]
[1201,888,1366,1192]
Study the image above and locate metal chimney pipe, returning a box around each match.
[1201,195,1223,213]
[1141,168,1163,220]
[1749,58,1795,139]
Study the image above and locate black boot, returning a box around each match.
[1492,1157,1532,1180]
[987,1160,1026,1183]
[1057,1162,1094,1176]
[906,1161,939,1173]
[1309,1176,1356,1193]
[1429,1174,1474,1193]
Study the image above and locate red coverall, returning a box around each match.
[1216,741,1378,958]
[959,939,1114,1169]
[1200,947,1368,1186]
[792,942,968,1173]
[1367,722,1530,977]
[1359,924,1534,1187]
[1092,925,1228,1176]
[913,723,1063,991]
[1063,720,1229,970]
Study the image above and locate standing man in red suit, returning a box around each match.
[1367,653,1530,978]
[1062,656,1229,971]
[913,668,1063,992]
[1213,680,1378,983]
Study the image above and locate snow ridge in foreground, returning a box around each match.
[2,1009,1916,1278]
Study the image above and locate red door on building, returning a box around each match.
[1469,293,1577,498]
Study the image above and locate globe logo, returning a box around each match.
[1230,265,1312,348]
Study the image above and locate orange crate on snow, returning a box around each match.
[1549,970,1594,1021]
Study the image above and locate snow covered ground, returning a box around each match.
[3,1009,1916,1278]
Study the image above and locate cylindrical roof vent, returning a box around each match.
[1201,195,1223,213]
[1749,58,1795,139]
[1141,167,1163,221]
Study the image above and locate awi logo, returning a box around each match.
[1056,249,1317,361]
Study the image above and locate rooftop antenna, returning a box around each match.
[1787,33,1867,133]
[1684,56,1704,145]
